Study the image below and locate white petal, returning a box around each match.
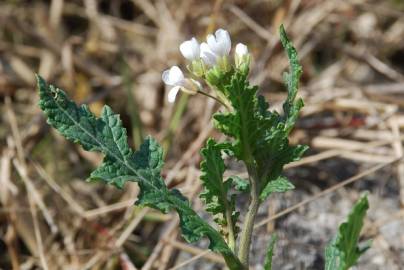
[168,66,184,84]
[162,66,184,86]
[200,42,217,66]
[162,70,171,85]
[235,43,248,56]
[180,37,200,61]
[167,86,181,103]
[215,29,231,55]
[206,34,216,49]
[206,29,231,56]
[206,34,222,56]
[200,42,211,53]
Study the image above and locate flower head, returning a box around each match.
[162,66,201,103]
[180,37,200,61]
[200,29,232,71]
[206,29,231,57]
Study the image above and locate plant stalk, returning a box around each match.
[197,90,231,111]
[237,164,260,267]
[225,206,236,252]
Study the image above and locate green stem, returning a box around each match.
[225,206,236,252]
[197,90,231,111]
[237,164,260,267]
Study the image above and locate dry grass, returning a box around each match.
[1,0,404,269]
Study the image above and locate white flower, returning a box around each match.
[162,66,184,86]
[162,66,201,103]
[235,43,248,57]
[200,29,232,70]
[179,37,200,61]
[234,43,250,69]
[200,42,218,66]
[206,29,231,57]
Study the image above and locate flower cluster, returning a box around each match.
[162,29,250,103]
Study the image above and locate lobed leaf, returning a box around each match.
[257,25,308,199]
[325,194,371,270]
[229,176,250,192]
[200,139,239,240]
[37,75,243,269]
[259,176,295,201]
[279,25,303,133]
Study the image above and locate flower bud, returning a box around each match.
[234,43,250,70]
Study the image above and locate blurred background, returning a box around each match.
[1,0,404,269]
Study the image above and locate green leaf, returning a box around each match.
[256,25,308,198]
[259,176,295,201]
[213,70,267,162]
[211,25,307,200]
[325,194,371,270]
[200,139,238,245]
[325,237,340,270]
[264,235,277,270]
[229,176,250,192]
[279,24,304,134]
[37,75,243,269]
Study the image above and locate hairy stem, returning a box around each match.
[238,164,260,266]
